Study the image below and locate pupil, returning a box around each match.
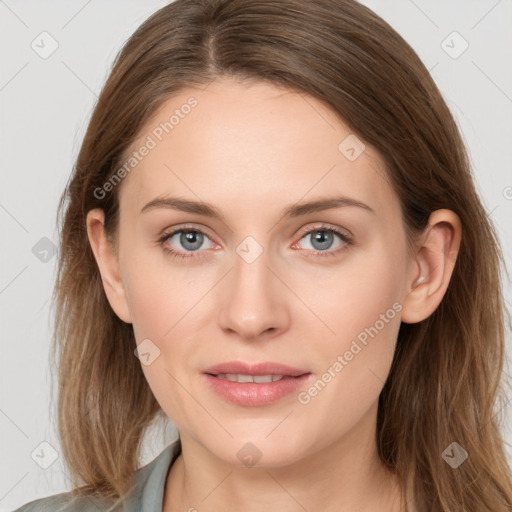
[313,231,333,250]
[181,231,203,250]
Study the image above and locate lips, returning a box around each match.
[203,361,309,377]
[202,361,312,407]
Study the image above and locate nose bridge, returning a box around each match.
[218,234,288,339]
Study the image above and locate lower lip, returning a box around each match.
[203,373,312,407]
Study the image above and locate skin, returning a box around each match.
[87,77,461,511]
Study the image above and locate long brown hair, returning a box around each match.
[51,0,512,509]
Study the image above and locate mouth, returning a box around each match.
[203,360,309,378]
[209,373,298,383]
[202,361,312,407]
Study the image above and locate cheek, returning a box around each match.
[128,278,172,343]
[307,237,406,346]
[123,259,205,385]
[125,268,194,423]
[122,245,199,342]
[300,236,406,405]
[297,274,402,445]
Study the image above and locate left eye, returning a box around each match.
[295,227,351,253]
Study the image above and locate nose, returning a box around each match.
[217,243,290,341]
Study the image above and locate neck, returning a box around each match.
[163,403,405,512]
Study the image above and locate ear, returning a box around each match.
[401,209,462,324]
[86,208,132,324]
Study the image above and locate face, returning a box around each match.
[93,77,417,467]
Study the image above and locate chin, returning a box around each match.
[208,435,309,469]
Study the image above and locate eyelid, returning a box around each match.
[159,223,217,241]
[158,222,353,259]
[291,224,353,258]
[158,223,219,249]
[295,222,353,240]
[159,223,350,244]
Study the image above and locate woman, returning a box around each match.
[15,0,512,510]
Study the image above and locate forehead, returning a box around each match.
[118,77,397,220]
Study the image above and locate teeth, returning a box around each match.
[216,374,285,383]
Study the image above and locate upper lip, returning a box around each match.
[203,361,309,377]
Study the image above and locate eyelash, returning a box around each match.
[157,224,353,262]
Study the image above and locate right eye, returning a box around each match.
[158,227,217,261]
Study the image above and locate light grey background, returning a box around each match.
[1,1,511,510]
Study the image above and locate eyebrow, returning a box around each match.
[140,195,375,220]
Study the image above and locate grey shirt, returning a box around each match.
[13,439,182,512]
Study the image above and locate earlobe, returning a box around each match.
[401,209,462,324]
[86,209,132,324]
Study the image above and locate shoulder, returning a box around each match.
[10,491,109,512]
[12,439,182,512]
